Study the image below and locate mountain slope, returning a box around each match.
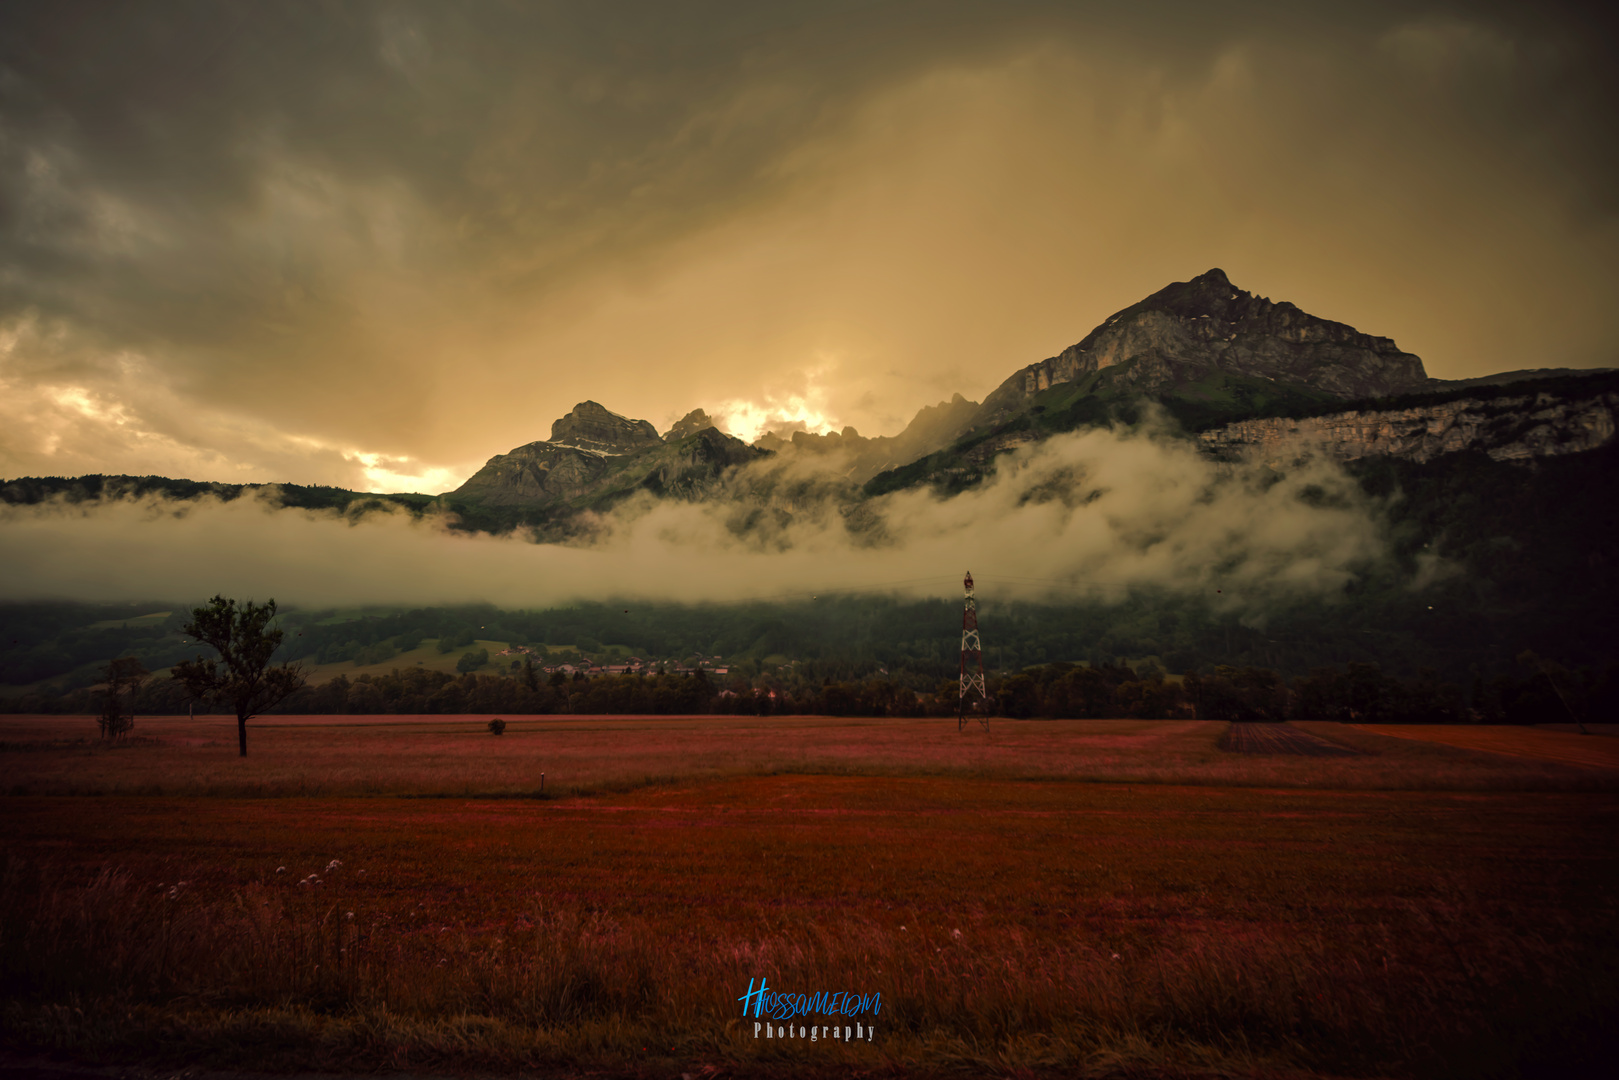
[864,269,1618,495]
[1200,372,1619,465]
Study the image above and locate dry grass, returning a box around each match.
[2,715,1612,798]
[4,718,1617,1078]
[3,779,1617,1078]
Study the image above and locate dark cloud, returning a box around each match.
[1,1,1615,490]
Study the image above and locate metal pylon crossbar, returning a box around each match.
[959,570,988,730]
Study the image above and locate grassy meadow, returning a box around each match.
[296,638,522,686]
[3,716,1617,1079]
[2,715,1611,798]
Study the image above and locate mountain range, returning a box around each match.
[4,268,1615,535]
[436,268,1616,527]
[4,268,1618,693]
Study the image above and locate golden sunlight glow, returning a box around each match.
[344,450,463,495]
[48,386,127,424]
[713,387,840,444]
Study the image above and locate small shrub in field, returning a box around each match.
[487,718,506,736]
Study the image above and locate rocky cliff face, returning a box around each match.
[1199,391,1618,466]
[448,405,767,513]
[448,441,610,507]
[972,268,1427,428]
[550,401,662,453]
[637,427,765,497]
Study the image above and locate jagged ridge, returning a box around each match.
[445,403,769,529]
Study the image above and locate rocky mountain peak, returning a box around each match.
[1116,268,1414,363]
[1169,266,1236,301]
[969,268,1429,428]
[664,408,716,441]
[448,408,766,518]
[549,401,661,454]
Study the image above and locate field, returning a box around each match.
[3,716,1618,1080]
[1219,722,1360,757]
[1355,724,1619,770]
[3,715,1610,798]
[84,610,173,631]
[297,638,522,686]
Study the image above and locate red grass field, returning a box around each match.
[4,714,1611,797]
[4,716,1618,1079]
[1355,723,1619,770]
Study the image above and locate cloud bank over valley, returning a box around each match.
[0,423,1390,612]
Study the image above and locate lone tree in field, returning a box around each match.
[98,656,148,740]
[172,596,306,757]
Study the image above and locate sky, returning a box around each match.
[2,0,1617,496]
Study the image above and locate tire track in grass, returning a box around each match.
[1221,723,1362,757]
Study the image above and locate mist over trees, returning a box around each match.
[5,432,1616,727]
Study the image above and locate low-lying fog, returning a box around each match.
[1,422,1390,613]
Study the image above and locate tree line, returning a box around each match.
[999,655,1612,725]
[35,653,1612,725]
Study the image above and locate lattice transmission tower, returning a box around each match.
[958,571,988,730]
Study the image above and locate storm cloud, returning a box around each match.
[2,1,1616,494]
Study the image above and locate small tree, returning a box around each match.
[488,718,507,736]
[98,656,148,740]
[172,595,307,757]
